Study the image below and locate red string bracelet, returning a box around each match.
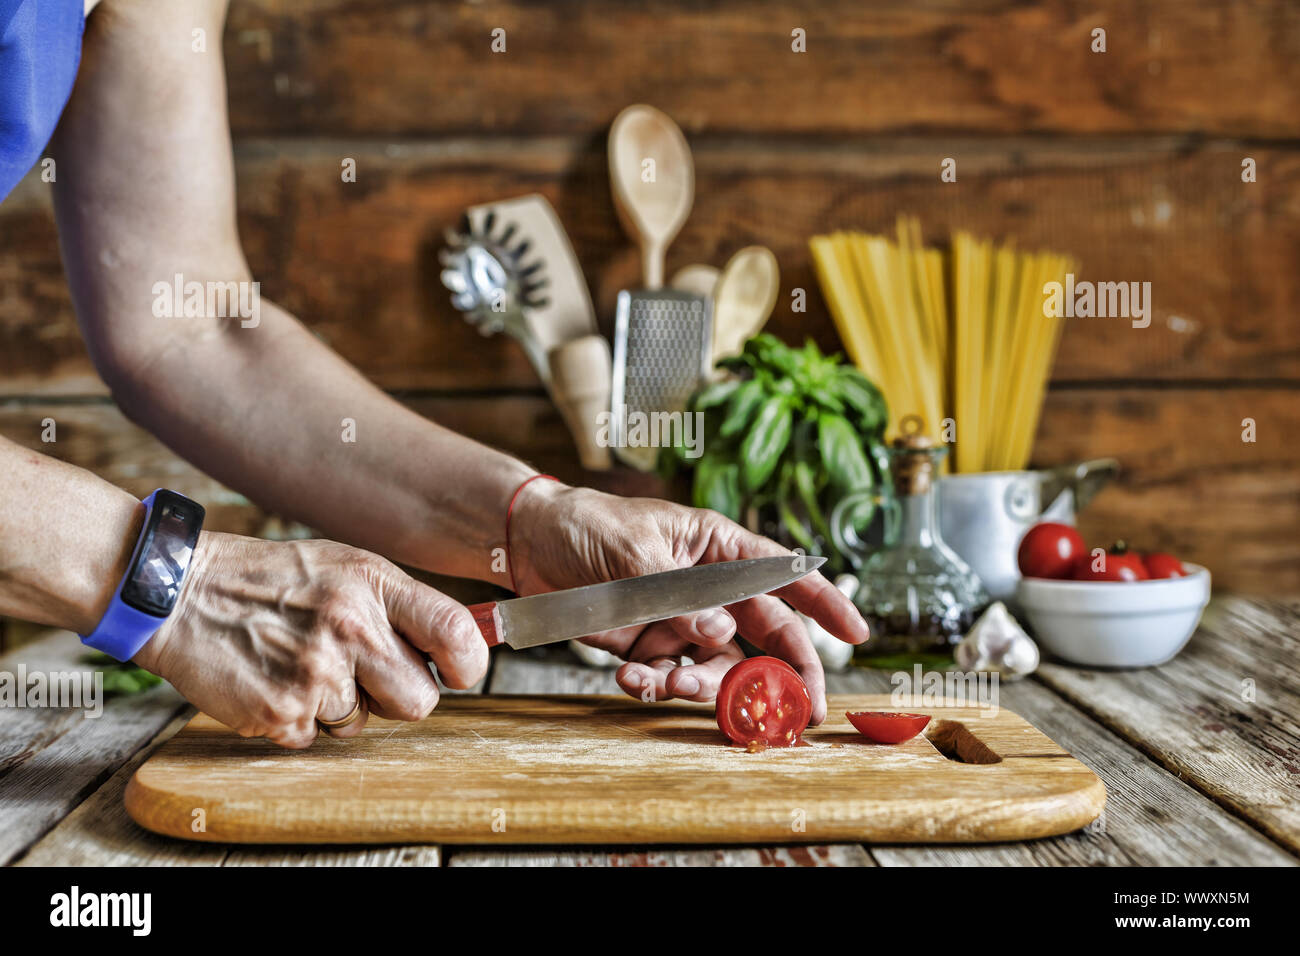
[505,474,557,594]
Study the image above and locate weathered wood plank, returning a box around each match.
[825,658,1297,865]
[3,390,1294,594]
[1033,596,1300,856]
[221,846,441,867]
[445,845,872,867]
[219,1,1300,137]
[5,138,1299,394]
[15,712,224,866]
[0,632,192,865]
[1036,388,1300,595]
[16,710,444,866]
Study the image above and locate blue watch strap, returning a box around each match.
[82,592,169,662]
[81,489,202,662]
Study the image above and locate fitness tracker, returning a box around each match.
[81,489,205,662]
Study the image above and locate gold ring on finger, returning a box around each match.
[317,695,364,731]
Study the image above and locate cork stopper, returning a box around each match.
[891,415,945,495]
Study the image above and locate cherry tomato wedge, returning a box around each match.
[1017,522,1086,580]
[1143,552,1187,579]
[846,711,931,744]
[716,656,812,748]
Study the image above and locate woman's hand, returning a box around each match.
[509,481,868,724]
[133,532,488,748]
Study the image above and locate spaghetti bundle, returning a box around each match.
[810,219,1075,473]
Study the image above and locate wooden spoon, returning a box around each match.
[670,263,720,299]
[608,105,694,289]
[712,245,780,365]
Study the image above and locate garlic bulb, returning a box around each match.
[954,601,1040,679]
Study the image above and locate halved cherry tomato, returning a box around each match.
[716,656,812,748]
[846,711,931,744]
[1017,522,1086,580]
[1072,541,1149,582]
[1143,552,1187,579]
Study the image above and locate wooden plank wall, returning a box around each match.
[2,0,1298,596]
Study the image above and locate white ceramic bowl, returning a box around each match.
[1015,564,1211,668]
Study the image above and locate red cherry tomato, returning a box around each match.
[1143,552,1187,579]
[1072,542,1149,582]
[716,656,812,748]
[1017,522,1086,579]
[846,712,931,744]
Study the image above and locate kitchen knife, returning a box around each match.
[467,555,825,649]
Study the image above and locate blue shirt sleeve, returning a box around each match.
[0,0,86,203]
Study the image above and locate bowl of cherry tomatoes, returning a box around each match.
[1014,523,1210,668]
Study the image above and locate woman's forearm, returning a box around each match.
[108,298,537,581]
[0,438,142,633]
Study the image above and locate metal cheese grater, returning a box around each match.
[611,288,712,472]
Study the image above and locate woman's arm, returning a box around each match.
[0,437,142,633]
[50,0,531,583]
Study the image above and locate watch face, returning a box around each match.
[121,492,204,617]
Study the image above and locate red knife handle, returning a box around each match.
[467,602,505,647]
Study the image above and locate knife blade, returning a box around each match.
[467,555,825,649]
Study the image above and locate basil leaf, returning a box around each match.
[717,354,754,374]
[819,412,874,491]
[792,458,834,552]
[746,333,797,376]
[692,378,740,412]
[719,379,766,438]
[777,463,818,554]
[693,458,742,520]
[740,396,794,492]
[99,666,163,696]
[837,372,888,434]
[812,389,846,416]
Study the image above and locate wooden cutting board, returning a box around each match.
[125,694,1105,845]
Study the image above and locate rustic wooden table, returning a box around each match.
[2,596,1296,867]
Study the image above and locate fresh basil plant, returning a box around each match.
[663,333,891,573]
